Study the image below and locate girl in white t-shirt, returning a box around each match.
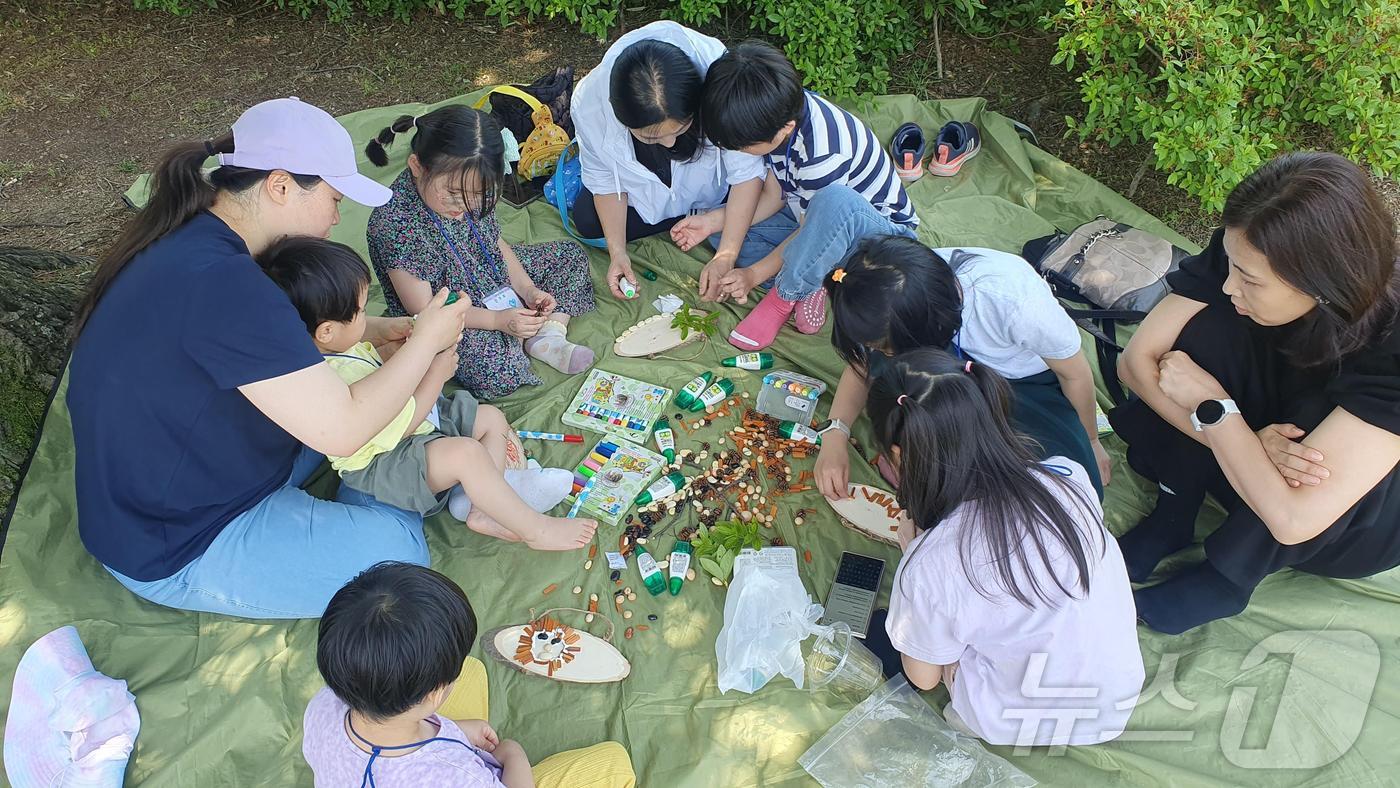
[866,349,1144,747]
[815,234,1109,501]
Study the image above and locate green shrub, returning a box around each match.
[1054,0,1400,209]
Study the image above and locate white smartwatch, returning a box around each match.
[816,418,852,439]
[1191,398,1240,432]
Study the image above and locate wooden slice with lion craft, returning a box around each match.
[826,483,903,546]
[613,312,708,358]
[482,610,631,684]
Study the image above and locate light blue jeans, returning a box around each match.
[106,446,429,619]
[708,185,918,301]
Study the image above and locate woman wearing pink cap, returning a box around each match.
[67,98,474,619]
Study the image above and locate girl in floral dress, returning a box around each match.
[366,105,596,400]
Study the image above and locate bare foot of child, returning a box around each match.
[464,509,524,543]
[523,515,598,551]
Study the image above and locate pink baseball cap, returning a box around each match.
[218,97,392,207]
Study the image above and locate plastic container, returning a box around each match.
[804,621,884,701]
[757,370,827,426]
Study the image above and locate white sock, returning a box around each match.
[447,485,473,521]
[524,321,595,374]
[504,467,574,513]
[448,468,574,521]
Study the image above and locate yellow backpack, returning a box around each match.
[475,86,570,180]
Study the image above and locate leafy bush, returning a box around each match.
[1054,0,1400,209]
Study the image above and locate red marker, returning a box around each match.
[517,431,585,443]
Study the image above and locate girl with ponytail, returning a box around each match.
[69,98,472,619]
[863,349,1143,747]
[364,104,597,401]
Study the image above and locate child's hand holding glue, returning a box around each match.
[413,288,471,352]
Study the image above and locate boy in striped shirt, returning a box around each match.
[694,41,920,350]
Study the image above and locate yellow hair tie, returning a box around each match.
[831,268,847,283]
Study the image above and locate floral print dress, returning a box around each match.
[367,169,596,400]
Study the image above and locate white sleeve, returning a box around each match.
[1007,273,1084,361]
[577,127,617,195]
[721,148,766,186]
[886,550,968,666]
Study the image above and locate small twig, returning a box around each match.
[1126,151,1154,199]
[934,12,945,81]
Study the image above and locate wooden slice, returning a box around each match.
[827,483,902,546]
[613,312,707,358]
[482,615,631,683]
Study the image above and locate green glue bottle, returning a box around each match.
[674,372,714,410]
[722,352,778,372]
[721,352,774,371]
[636,545,666,596]
[668,541,692,596]
[636,472,686,506]
[778,421,822,445]
[690,377,735,412]
[653,418,676,463]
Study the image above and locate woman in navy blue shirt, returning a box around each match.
[68,98,471,618]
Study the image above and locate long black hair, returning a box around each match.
[1223,151,1399,369]
[365,105,504,219]
[871,349,1102,607]
[825,235,966,370]
[317,561,478,721]
[610,39,706,162]
[75,134,321,334]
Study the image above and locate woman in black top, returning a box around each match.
[1111,152,1400,634]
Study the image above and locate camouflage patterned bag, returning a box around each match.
[1022,218,1191,404]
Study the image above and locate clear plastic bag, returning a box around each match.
[799,676,1038,788]
[715,548,824,694]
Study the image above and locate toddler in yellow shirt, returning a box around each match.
[259,237,596,552]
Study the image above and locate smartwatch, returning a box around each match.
[815,418,852,439]
[1191,398,1240,432]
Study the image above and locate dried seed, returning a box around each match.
[637,625,650,631]
[542,583,558,596]
[572,585,583,594]
[589,593,599,602]
[794,517,804,526]
[586,613,596,623]
[686,568,696,581]
[711,576,724,586]
[648,614,658,621]
[623,610,634,619]
[584,559,594,570]
[588,543,598,560]
[627,592,637,601]
[804,550,813,563]
[625,626,634,639]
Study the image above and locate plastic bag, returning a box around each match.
[799,676,1037,788]
[715,547,824,694]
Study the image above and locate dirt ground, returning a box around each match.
[0,1,1388,509]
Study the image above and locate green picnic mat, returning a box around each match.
[4,92,1398,787]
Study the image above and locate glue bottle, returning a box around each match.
[674,371,714,410]
[619,277,638,299]
[636,545,666,596]
[636,471,685,506]
[668,541,692,596]
[690,377,735,412]
[721,352,774,370]
[778,421,822,445]
[653,418,676,463]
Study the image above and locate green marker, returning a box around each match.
[668,541,692,595]
[636,471,686,506]
[690,377,735,412]
[653,418,676,463]
[636,545,667,596]
[674,372,714,410]
[722,352,773,370]
[778,421,822,445]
